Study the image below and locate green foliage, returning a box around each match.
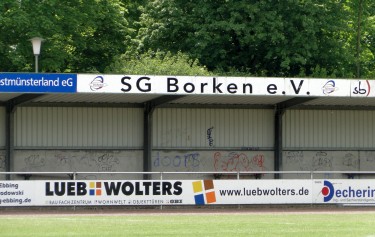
[0,0,130,73]
[106,50,212,76]
[352,0,375,79]
[136,0,373,78]
[1,0,375,77]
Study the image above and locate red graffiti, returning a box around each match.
[213,152,265,172]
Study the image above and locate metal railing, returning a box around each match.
[1,171,375,208]
[1,170,375,180]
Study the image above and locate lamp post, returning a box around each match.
[30,37,44,73]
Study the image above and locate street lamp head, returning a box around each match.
[30,37,44,55]
[30,37,44,73]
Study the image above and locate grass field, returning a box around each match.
[0,211,374,237]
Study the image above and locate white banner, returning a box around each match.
[1,179,374,206]
[77,74,375,97]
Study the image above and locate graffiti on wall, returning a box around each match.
[29,151,122,173]
[206,127,214,147]
[153,152,201,171]
[213,152,266,172]
[151,151,273,174]
[16,150,141,178]
[283,151,360,173]
[285,151,304,164]
[312,151,332,171]
[9,149,375,180]
[79,153,120,172]
[358,151,375,171]
[342,153,359,169]
[24,154,46,169]
[55,153,73,169]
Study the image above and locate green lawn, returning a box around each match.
[0,212,374,237]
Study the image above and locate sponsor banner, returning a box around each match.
[204,180,312,204]
[0,73,77,93]
[77,74,375,97]
[1,73,373,97]
[313,179,375,204]
[0,180,185,206]
[2,179,375,206]
[0,180,312,206]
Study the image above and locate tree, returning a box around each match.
[346,0,375,78]
[0,0,130,73]
[136,0,356,77]
[106,50,212,76]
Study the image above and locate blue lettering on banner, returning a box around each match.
[322,180,375,203]
[0,73,77,93]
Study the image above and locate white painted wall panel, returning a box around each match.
[283,110,375,149]
[14,107,143,148]
[153,108,274,149]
